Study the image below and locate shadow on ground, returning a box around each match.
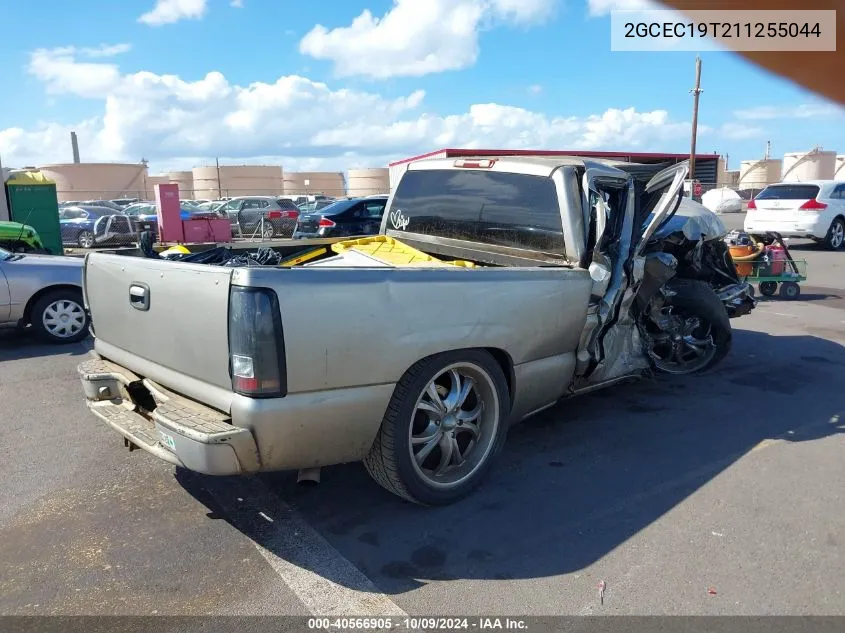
[0,327,92,362]
[178,328,845,595]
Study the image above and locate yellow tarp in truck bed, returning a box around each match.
[330,235,477,268]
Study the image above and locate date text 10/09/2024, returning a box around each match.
[624,21,822,40]
[307,617,529,630]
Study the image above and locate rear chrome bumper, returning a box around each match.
[744,217,827,239]
[78,356,260,475]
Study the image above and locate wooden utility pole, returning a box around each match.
[689,56,703,196]
[216,157,222,199]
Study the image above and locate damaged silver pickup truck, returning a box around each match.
[78,156,754,505]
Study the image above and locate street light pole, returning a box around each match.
[689,56,703,197]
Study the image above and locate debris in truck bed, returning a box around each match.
[154,245,283,267]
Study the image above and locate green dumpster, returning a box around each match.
[5,171,64,255]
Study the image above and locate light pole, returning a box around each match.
[689,56,703,198]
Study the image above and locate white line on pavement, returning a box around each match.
[206,477,409,618]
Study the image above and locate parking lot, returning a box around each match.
[1,212,843,617]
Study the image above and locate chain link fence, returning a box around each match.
[57,187,392,250]
[58,183,762,251]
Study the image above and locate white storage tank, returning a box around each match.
[283,171,345,197]
[781,148,837,182]
[834,155,845,179]
[39,162,149,202]
[738,159,782,191]
[347,168,390,197]
[168,171,195,198]
[192,165,284,199]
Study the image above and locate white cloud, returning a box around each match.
[1,47,694,173]
[588,0,660,16]
[139,0,207,26]
[230,0,243,7]
[529,84,543,94]
[733,103,844,120]
[717,122,765,140]
[299,0,556,79]
[80,43,132,58]
[28,46,125,97]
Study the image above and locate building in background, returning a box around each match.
[781,148,837,182]
[145,175,170,199]
[347,168,390,196]
[738,158,782,192]
[192,165,284,200]
[283,171,346,198]
[388,149,721,192]
[39,162,148,202]
[168,171,195,198]
[835,155,845,179]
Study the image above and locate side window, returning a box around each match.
[224,199,241,211]
[243,199,262,210]
[834,184,845,199]
[259,200,270,208]
[365,201,386,218]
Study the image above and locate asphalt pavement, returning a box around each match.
[1,217,843,617]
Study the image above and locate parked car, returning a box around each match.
[218,196,300,238]
[60,205,123,248]
[79,157,754,505]
[293,196,388,239]
[0,221,47,253]
[110,198,140,208]
[0,247,88,343]
[78,200,124,212]
[745,180,845,250]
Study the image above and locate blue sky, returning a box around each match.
[1,0,842,175]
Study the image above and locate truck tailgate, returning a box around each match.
[84,253,233,394]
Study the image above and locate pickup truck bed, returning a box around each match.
[82,243,592,478]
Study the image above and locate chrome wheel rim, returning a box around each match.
[78,232,94,248]
[409,362,500,490]
[831,222,844,248]
[262,224,275,238]
[649,308,717,374]
[42,299,86,338]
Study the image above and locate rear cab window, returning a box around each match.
[389,169,565,255]
[756,184,821,200]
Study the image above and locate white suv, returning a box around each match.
[744,181,845,250]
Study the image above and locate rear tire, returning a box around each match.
[364,350,510,505]
[823,217,845,251]
[30,289,90,344]
[77,230,94,248]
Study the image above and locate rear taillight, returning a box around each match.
[281,210,298,219]
[318,216,336,228]
[228,287,286,398]
[267,211,282,220]
[799,198,827,210]
[747,199,756,210]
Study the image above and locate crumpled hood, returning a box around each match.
[652,198,727,242]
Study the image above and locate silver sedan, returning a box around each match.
[0,247,89,343]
